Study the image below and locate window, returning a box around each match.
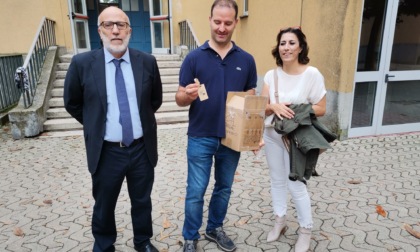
[121,0,139,11]
[241,0,248,17]
[99,0,119,3]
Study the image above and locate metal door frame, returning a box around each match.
[68,0,91,54]
[349,0,420,137]
[148,0,173,54]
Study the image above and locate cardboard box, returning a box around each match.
[222,92,268,152]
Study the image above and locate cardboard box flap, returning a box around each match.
[227,95,245,110]
[244,95,268,110]
[226,92,267,110]
[222,92,268,152]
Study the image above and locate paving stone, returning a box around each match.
[0,124,420,251]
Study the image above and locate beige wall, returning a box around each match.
[236,0,302,80]
[171,0,362,92]
[0,0,73,55]
[1,0,364,137]
[0,0,363,90]
[302,0,363,94]
[172,0,229,47]
[237,0,362,94]
[170,0,364,136]
[171,0,301,76]
[300,0,363,136]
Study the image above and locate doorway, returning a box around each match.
[149,0,171,54]
[85,0,152,53]
[349,0,420,137]
[70,0,91,53]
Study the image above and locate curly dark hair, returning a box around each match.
[271,27,310,66]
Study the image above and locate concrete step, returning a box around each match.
[43,118,82,131]
[56,56,180,80]
[51,88,63,97]
[163,92,176,102]
[48,89,175,108]
[59,54,181,61]
[163,84,178,93]
[159,68,180,75]
[154,54,181,61]
[157,61,182,68]
[47,103,188,118]
[46,107,70,119]
[40,130,83,137]
[58,61,180,72]
[56,71,67,79]
[44,111,188,130]
[44,53,187,133]
[59,54,181,65]
[49,97,64,107]
[156,111,188,124]
[53,80,178,92]
[54,79,64,88]
[157,102,188,113]
[40,124,188,137]
[56,72,178,82]
[59,54,73,63]
[161,75,178,84]
[57,63,70,71]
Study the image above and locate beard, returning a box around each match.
[100,32,131,56]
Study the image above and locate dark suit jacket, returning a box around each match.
[63,48,162,174]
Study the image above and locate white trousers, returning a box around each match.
[263,127,313,229]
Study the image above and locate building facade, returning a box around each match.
[1,0,419,139]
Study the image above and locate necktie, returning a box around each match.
[112,59,134,147]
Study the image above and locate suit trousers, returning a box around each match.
[91,139,154,252]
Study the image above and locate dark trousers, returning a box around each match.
[91,140,154,252]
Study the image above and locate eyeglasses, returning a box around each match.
[280,26,301,32]
[100,21,130,30]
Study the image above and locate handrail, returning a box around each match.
[179,20,200,51]
[15,17,56,108]
[0,55,23,112]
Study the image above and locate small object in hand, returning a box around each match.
[195,78,209,101]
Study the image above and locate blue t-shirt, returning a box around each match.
[179,41,257,137]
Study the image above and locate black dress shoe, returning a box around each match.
[135,243,159,252]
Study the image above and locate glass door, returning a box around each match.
[148,0,171,54]
[71,0,91,53]
[349,0,420,137]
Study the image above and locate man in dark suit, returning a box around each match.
[64,6,162,252]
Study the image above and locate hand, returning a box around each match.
[184,79,200,100]
[270,102,294,119]
[252,138,265,156]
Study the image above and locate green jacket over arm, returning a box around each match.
[273,104,337,183]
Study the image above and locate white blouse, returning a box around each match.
[264,66,326,105]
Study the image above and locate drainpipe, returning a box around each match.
[169,0,173,54]
[67,0,77,54]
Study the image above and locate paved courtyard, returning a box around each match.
[0,124,419,251]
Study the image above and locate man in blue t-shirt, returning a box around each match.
[175,1,257,251]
